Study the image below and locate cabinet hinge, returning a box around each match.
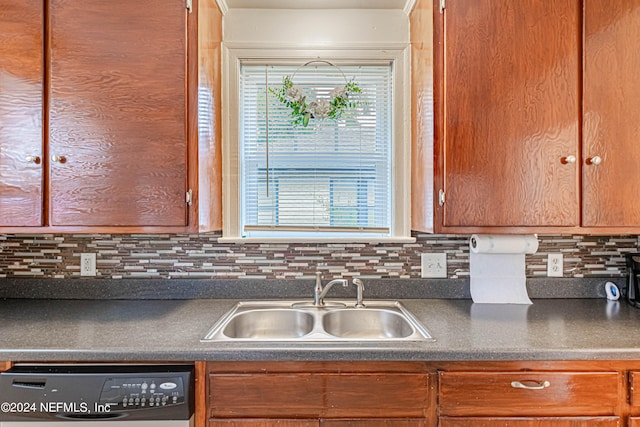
[440,0,446,13]
[186,0,192,13]
[186,189,193,207]
[438,189,445,206]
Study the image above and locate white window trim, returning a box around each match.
[220,47,413,243]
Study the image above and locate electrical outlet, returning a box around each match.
[547,253,563,277]
[80,253,97,277]
[421,253,447,278]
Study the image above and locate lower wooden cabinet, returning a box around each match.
[439,418,620,427]
[205,362,430,426]
[209,420,426,427]
[199,361,640,427]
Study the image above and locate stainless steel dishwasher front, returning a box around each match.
[0,364,194,426]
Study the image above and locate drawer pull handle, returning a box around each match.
[511,380,551,390]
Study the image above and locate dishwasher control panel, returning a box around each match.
[100,376,186,410]
[0,364,193,422]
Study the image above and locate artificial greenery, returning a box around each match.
[269,75,362,127]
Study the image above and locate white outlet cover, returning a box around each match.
[80,253,97,277]
[547,253,563,277]
[421,253,447,278]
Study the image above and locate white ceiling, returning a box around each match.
[221,0,413,11]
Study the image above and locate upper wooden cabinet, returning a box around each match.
[48,0,188,227]
[582,0,640,228]
[422,0,640,233]
[0,0,222,232]
[429,0,581,232]
[0,0,44,227]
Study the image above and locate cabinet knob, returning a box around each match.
[51,154,67,164]
[560,155,576,164]
[26,155,41,165]
[586,156,602,166]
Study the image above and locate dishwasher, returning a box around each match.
[0,364,193,426]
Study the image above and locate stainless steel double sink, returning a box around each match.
[201,300,434,342]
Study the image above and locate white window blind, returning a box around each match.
[240,63,392,237]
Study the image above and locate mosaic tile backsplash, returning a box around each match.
[0,233,638,280]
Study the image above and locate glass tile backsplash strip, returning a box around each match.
[0,233,637,280]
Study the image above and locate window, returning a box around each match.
[240,63,392,238]
[222,49,411,242]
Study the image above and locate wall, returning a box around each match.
[0,233,637,280]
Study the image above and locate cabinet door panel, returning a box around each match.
[0,0,43,226]
[49,0,187,226]
[321,420,426,427]
[442,0,580,227]
[439,417,619,427]
[209,421,317,427]
[209,372,427,419]
[630,372,640,406]
[630,418,640,427]
[323,374,428,418]
[583,0,640,227]
[209,374,324,418]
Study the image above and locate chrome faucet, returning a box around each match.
[313,273,348,306]
[352,278,365,308]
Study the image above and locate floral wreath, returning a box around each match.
[269,60,363,128]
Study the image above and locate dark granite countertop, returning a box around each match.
[1,297,639,362]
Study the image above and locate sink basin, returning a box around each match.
[223,309,314,339]
[201,300,434,342]
[322,309,414,339]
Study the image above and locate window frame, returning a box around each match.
[220,47,412,243]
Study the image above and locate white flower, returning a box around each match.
[330,86,348,99]
[286,86,305,102]
[309,99,331,118]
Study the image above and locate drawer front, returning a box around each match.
[439,417,620,427]
[209,373,428,418]
[439,371,620,417]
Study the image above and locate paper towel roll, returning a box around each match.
[470,234,539,254]
[469,234,538,304]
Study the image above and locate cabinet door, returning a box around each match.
[440,0,580,227]
[582,0,640,227]
[0,0,44,226]
[630,418,640,427]
[49,0,188,227]
[439,417,619,427]
[209,421,317,427]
